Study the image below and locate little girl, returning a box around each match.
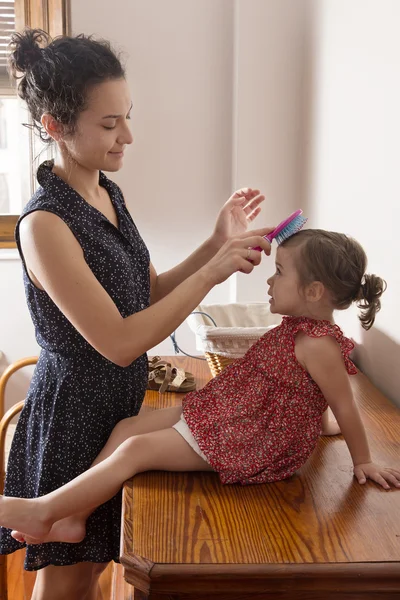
[1,228,399,545]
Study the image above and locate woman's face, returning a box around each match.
[61,78,133,172]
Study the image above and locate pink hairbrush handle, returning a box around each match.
[252,209,304,251]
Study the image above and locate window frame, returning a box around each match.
[0,0,70,248]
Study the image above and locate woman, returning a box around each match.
[1,29,272,599]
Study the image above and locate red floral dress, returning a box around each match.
[182,316,357,485]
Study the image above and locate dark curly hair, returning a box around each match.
[280,229,386,330]
[7,28,125,142]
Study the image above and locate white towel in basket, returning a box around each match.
[187,303,281,358]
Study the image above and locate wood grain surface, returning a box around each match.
[121,356,400,598]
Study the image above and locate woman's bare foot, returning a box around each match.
[11,515,86,545]
[0,495,52,540]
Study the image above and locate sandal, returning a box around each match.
[147,364,196,393]
[148,356,171,373]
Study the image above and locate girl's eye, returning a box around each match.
[126,114,131,120]
[276,268,281,275]
[103,125,116,130]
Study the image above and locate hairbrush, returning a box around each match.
[252,209,307,252]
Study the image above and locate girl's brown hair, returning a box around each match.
[280,229,386,330]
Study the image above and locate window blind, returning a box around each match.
[0,0,15,89]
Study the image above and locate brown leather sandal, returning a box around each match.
[147,364,196,393]
[148,356,171,372]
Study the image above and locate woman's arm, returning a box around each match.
[298,334,400,489]
[149,237,220,304]
[150,188,266,303]
[19,211,271,367]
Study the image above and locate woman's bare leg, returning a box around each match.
[31,561,108,600]
[12,406,184,544]
[0,427,212,541]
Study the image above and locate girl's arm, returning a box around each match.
[19,211,271,368]
[150,188,265,303]
[297,334,400,489]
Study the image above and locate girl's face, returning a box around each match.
[267,246,306,316]
[60,78,133,172]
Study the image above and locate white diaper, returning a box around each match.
[172,413,208,462]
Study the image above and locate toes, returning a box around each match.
[11,530,25,543]
[11,530,44,545]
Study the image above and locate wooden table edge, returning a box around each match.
[120,552,400,595]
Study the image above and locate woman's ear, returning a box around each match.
[41,113,64,141]
[305,281,325,303]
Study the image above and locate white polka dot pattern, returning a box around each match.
[0,161,150,570]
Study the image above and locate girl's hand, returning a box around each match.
[353,462,400,489]
[212,188,265,247]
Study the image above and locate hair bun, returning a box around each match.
[8,29,49,74]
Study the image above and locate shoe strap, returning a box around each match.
[168,367,186,391]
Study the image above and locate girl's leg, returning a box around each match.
[12,406,184,544]
[0,427,212,541]
[30,561,108,600]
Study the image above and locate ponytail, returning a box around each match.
[356,274,387,330]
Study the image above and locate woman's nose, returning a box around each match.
[118,121,133,146]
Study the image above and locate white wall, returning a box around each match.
[309,0,400,405]
[70,0,235,358]
[234,0,315,302]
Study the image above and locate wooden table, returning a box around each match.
[120,357,400,599]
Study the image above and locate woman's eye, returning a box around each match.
[103,125,116,130]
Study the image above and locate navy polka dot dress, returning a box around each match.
[0,161,150,570]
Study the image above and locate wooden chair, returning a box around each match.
[0,357,38,600]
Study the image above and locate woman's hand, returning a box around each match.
[353,462,400,489]
[201,228,273,286]
[211,188,265,247]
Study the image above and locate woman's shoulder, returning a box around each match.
[21,186,54,215]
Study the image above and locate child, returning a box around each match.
[1,228,399,546]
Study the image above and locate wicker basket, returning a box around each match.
[187,303,281,377]
[204,352,236,378]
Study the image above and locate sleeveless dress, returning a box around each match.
[183,316,357,485]
[0,161,150,570]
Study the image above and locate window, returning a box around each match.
[0,1,14,86]
[0,0,70,248]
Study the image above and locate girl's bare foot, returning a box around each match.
[11,515,86,545]
[0,495,52,540]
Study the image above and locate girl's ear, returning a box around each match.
[41,113,64,141]
[305,281,325,303]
